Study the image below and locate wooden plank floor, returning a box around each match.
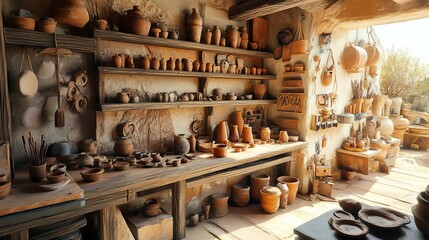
[186,148,429,239]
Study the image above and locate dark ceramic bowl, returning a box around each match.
[416,191,429,221]
[47,171,65,183]
[412,205,429,237]
[113,161,129,171]
[81,168,104,182]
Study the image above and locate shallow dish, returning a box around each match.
[332,210,355,220]
[358,208,404,230]
[37,176,71,191]
[331,219,369,238]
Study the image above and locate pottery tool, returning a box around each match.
[39,33,72,128]
[22,133,48,166]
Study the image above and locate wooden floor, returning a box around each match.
[186,148,429,240]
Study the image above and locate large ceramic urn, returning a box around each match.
[114,137,134,156]
[50,0,89,28]
[121,5,151,36]
[187,8,202,43]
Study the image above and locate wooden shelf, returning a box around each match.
[94,29,273,58]
[98,99,277,111]
[98,66,276,80]
[4,28,95,53]
[283,71,306,76]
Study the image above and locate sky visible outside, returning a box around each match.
[373,17,429,64]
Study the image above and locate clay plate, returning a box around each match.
[331,219,369,238]
[379,207,410,225]
[332,210,355,220]
[358,208,404,230]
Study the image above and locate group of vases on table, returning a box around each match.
[198,174,299,221]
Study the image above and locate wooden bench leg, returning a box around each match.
[10,230,29,240]
[172,180,186,240]
[99,206,118,240]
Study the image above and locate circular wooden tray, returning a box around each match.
[342,144,368,152]
[358,208,405,230]
[331,219,369,238]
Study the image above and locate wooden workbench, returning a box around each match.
[0,141,307,240]
[336,148,380,175]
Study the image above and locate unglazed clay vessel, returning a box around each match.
[50,0,89,28]
[121,5,151,35]
[187,8,202,43]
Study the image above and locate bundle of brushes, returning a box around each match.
[21,132,48,166]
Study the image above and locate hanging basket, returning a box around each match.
[291,14,308,54]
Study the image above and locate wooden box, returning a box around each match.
[126,211,173,240]
[315,165,331,177]
[403,132,429,150]
[318,181,334,197]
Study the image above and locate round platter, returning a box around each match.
[331,219,369,238]
[342,144,368,152]
[358,208,405,230]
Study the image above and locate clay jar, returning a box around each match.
[114,137,134,156]
[187,8,203,43]
[141,55,150,69]
[232,111,244,137]
[276,180,289,209]
[210,193,229,218]
[167,57,175,71]
[232,184,250,207]
[50,0,89,28]
[211,26,221,46]
[116,92,130,103]
[28,163,47,182]
[188,134,196,152]
[239,27,249,49]
[77,152,94,168]
[151,57,160,70]
[279,131,289,143]
[277,176,299,205]
[111,54,122,68]
[203,29,212,45]
[121,5,151,36]
[230,125,240,142]
[192,60,200,72]
[251,83,266,100]
[175,58,183,71]
[260,127,271,141]
[242,126,254,144]
[213,144,228,158]
[226,26,239,48]
[216,121,229,144]
[174,134,190,155]
[142,198,162,217]
[260,186,281,213]
[250,174,270,203]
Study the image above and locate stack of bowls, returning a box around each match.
[411,185,429,237]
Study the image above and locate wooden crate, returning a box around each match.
[315,165,331,177]
[403,132,429,150]
[318,181,334,197]
[126,210,173,240]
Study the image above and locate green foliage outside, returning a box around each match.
[380,47,429,98]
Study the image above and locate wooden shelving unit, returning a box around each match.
[283,71,306,76]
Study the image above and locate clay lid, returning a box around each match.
[261,186,281,195]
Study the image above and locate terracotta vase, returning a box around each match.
[183,59,193,72]
[174,134,190,155]
[232,184,250,207]
[260,186,281,213]
[203,28,212,45]
[175,58,182,71]
[361,98,373,113]
[250,174,270,203]
[167,57,175,71]
[187,8,203,43]
[216,121,229,144]
[230,125,240,142]
[160,58,167,70]
[142,198,162,217]
[114,137,134,156]
[260,127,270,141]
[232,111,244,137]
[277,176,299,205]
[193,60,200,72]
[376,116,394,137]
[121,5,151,36]
[199,62,206,72]
[50,0,89,28]
[252,83,266,100]
[28,163,47,182]
[142,56,150,69]
[372,95,388,117]
[242,126,254,144]
[210,193,229,218]
[212,26,221,46]
[111,54,122,68]
[227,26,239,48]
[151,57,160,70]
[279,131,289,143]
[206,63,213,73]
[276,181,289,209]
[188,134,196,152]
[125,55,134,68]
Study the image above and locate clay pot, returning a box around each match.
[353,98,364,114]
[232,184,250,207]
[372,95,388,117]
[116,92,130,103]
[226,26,239,48]
[77,152,94,168]
[114,137,134,156]
[167,57,175,71]
[203,28,212,44]
[151,28,161,38]
[220,38,226,47]
[364,44,380,66]
[28,163,47,182]
[206,63,213,73]
[94,19,108,30]
[142,198,162,217]
[11,16,35,30]
[125,55,134,68]
[151,58,160,70]
[230,111,244,138]
[213,144,228,158]
[210,193,229,218]
[279,131,289,143]
[230,125,240,142]
[291,40,308,54]
[361,98,373,113]
[216,121,229,144]
[187,8,203,43]
[242,126,254,144]
[183,59,193,72]
[142,56,150,70]
[0,181,11,200]
[81,168,104,182]
[121,5,151,35]
[175,58,183,71]
[212,26,221,46]
[277,176,299,205]
[342,42,368,71]
[159,58,167,70]
[168,30,179,40]
[250,174,270,203]
[81,138,97,154]
[36,17,57,33]
[51,142,71,156]
[188,134,196,152]
[260,127,270,141]
[251,83,266,100]
[199,62,206,72]
[260,186,281,213]
[174,134,190,155]
[390,97,403,115]
[50,0,89,28]
[192,60,200,72]
[276,181,289,209]
[376,116,394,137]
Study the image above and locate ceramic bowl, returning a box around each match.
[98,161,113,170]
[81,168,104,182]
[249,42,259,51]
[113,161,129,171]
[35,18,57,33]
[11,16,35,30]
[288,136,299,142]
[416,191,429,221]
[185,153,196,159]
[46,171,65,183]
[232,143,249,152]
[0,181,11,200]
[50,163,67,173]
[213,144,228,158]
[197,139,214,153]
[244,94,253,100]
[412,205,429,237]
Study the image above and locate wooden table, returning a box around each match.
[403,132,429,150]
[0,141,307,240]
[336,148,379,175]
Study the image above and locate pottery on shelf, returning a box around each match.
[279,130,289,143]
[116,92,130,103]
[142,55,150,69]
[81,168,104,182]
[11,16,35,31]
[384,97,392,117]
[213,144,228,158]
[212,26,221,46]
[50,0,89,28]
[142,198,162,217]
[232,184,250,207]
[114,137,134,156]
[251,83,266,100]
[210,193,229,218]
[203,28,212,44]
[371,95,388,117]
[0,181,11,200]
[174,134,190,155]
[250,174,270,203]
[188,134,196,153]
[121,5,151,35]
[47,171,65,183]
[242,126,254,144]
[82,138,97,154]
[187,8,203,43]
[390,97,403,115]
[167,57,175,70]
[226,26,239,48]
[277,176,299,205]
[230,125,240,142]
[94,18,108,30]
[216,121,229,144]
[260,186,281,214]
[36,17,57,33]
[260,127,271,141]
[232,111,244,138]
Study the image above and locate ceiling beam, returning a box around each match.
[229,0,322,21]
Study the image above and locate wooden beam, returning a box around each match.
[172,180,186,240]
[229,0,321,21]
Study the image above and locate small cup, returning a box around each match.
[213,144,228,158]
